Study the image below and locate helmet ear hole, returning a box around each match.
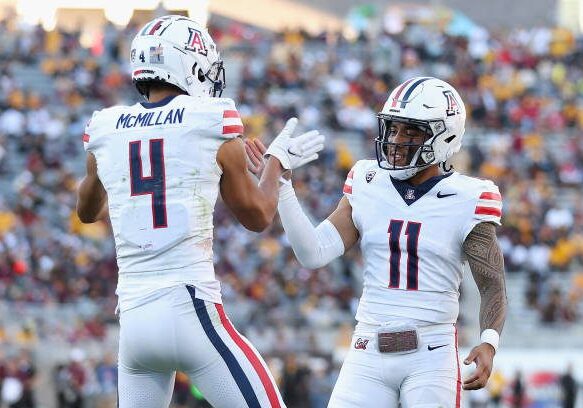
[197,69,206,83]
[192,62,206,83]
[444,135,456,143]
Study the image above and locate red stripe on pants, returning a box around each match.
[215,304,281,408]
[454,327,461,408]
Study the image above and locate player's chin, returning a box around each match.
[387,161,408,168]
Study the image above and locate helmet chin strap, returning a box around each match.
[388,166,423,180]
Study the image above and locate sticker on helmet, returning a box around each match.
[130,49,136,63]
[150,44,164,64]
[443,90,461,116]
[185,28,208,56]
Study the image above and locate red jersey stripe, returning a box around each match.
[343,184,352,194]
[82,133,90,142]
[479,192,502,201]
[215,304,281,408]
[223,125,244,135]
[223,110,240,118]
[475,206,502,217]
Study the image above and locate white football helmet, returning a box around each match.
[376,77,466,180]
[130,15,225,98]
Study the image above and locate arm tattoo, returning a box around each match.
[463,222,507,334]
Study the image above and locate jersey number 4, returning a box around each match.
[388,219,421,290]
[129,139,168,229]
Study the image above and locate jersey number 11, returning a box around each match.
[388,219,421,290]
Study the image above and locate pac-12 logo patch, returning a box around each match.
[354,338,369,350]
[443,90,461,116]
[365,170,376,183]
[185,28,208,56]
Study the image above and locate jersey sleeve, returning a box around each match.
[343,167,355,195]
[342,160,367,205]
[343,164,357,204]
[82,111,100,152]
[219,98,244,139]
[462,180,503,240]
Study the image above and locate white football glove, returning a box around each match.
[265,118,325,170]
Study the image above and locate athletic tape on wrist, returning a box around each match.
[480,329,500,352]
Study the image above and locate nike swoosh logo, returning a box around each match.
[423,104,437,109]
[436,191,456,198]
[287,147,302,157]
[427,344,448,351]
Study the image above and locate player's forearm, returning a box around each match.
[278,185,318,265]
[249,157,285,229]
[278,184,344,269]
[463,222,507,334]
[477,280,507,334]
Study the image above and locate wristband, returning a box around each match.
[480,329,500,352]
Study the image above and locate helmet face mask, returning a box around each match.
[376,115,438,172]
[205,60,226,97]
[131,15,225,98]
[376,77,466,180]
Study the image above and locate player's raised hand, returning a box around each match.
[265,117,325,170]
[463,343,495,390]
[245,138,267,176]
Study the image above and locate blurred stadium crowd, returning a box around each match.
[0,9,582,407]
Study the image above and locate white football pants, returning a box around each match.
[117,285,285,408]
[328,323,462,408]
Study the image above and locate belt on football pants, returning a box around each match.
[354,322,454,354]
[377,328,419,353]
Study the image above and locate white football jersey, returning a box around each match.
[343,160,502,326]
[83,94,243,311]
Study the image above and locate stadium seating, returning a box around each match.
[0,14,581,407]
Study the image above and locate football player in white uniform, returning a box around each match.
[248,77,507,407]
[76,15,324,408]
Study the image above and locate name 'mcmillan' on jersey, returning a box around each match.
[343,159,502,326]
[82,94,244,312]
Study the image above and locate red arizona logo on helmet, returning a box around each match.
[443,90,461,116]
[185,28,208,56]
